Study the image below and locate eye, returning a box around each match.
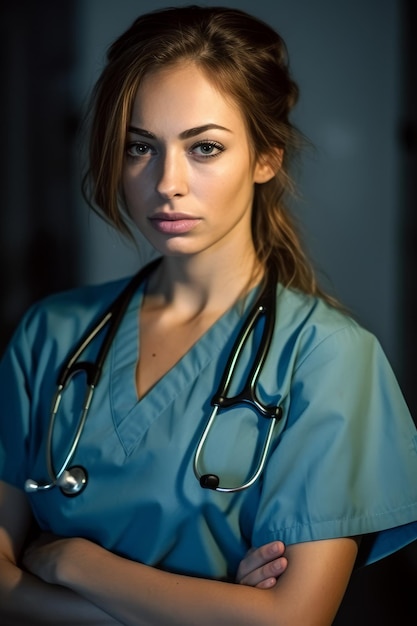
[125,142,155,159]
[190,140,225,159]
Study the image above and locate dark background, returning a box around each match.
[0,1,416,623]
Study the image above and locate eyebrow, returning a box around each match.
[127,123,232,140]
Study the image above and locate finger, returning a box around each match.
[256,577,278,590]
[239,555,288,588]
[237,541,285,580]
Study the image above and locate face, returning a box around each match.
[122,62,274,260]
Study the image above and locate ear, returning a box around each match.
[253,148,283,184]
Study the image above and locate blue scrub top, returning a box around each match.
[1,272,417,580]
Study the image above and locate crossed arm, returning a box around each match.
[0,480,359,626]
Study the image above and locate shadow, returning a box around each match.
[334,540,417,624]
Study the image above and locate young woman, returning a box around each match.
[1,6,416,625]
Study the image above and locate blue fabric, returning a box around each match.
[1,275,416,580]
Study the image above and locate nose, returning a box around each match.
[156,149,189,199]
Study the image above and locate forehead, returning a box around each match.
[130,62,247,133]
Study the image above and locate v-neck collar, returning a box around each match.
[109,280,257,454]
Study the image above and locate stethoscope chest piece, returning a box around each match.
[24,465,88,497]
[59,466,88,496]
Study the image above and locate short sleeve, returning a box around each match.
[252,322,417,565]
[0,305,39,489]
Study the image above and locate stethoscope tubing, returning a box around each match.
[194,278,282,492]
[194,405,278,492]
[25,260,161,495]
[25,259,282,496]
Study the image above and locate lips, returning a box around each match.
[149,212,201,235]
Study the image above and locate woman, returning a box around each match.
[1,6,416,625]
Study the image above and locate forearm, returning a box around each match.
[61,542,277,626]
[0,558,121,626]
[23,536,359,626]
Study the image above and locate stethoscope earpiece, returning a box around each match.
[199,474,220,490]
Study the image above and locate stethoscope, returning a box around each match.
[25,259,282,496]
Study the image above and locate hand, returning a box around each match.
[22,532,87,586]
[236,541,287,589]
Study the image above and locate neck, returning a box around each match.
[145,247,263,319]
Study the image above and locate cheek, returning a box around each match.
[201,159,253,198]
[215,161,255,204]
[122,169,149,211]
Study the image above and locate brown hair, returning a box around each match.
[83,5,333,302]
